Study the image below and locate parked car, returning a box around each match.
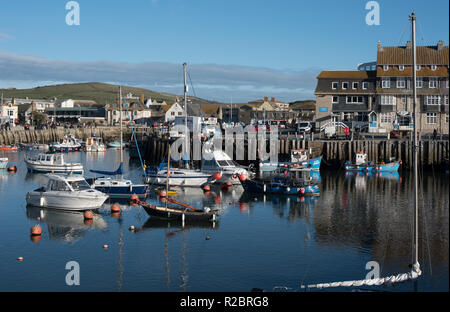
[297,122,312,133]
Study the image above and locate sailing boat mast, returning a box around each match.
[183,63,189,169]
[410,11,420,274]
[119,86,123,165]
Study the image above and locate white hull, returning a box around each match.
[25,160,84,173]
[26,191,108,210]
[146,170,212,187]
[85,145,106,152]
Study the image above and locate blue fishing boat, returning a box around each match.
[260,149,322,172]
[345,152,401,172]
[241,168,320,196]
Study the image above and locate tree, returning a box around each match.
[32,111,47,125]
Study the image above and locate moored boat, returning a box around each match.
[0,145,18,152]
[25,153,84,174]
[345,152,400,172]
[25,174,109,210]
[84,136,106,152]
[260,149,322,172]
[136,198,218,222]
[241,167,320,196]
[50,135,82,152]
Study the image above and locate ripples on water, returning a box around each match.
[0,150,448,292]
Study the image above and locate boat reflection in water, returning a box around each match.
[138,217,220,232]
[345,171,400,181]
[26,205,108,243]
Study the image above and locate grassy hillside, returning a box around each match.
[0,82,217,106]
[289,100,316,110]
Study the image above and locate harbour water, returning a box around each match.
[0,150,448,292]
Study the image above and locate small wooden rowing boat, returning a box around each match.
[133,199,218,222]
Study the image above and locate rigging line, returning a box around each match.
[398,19,410,46]
[123,97,146,176]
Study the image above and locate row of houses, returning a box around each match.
[314,40,449,135]
[1,94,315,127]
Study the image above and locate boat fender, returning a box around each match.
[40,197,45,207]
[204,207,211,213]
[263,184,266,192]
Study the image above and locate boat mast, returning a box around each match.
[410,12,420,274]
[119,85,124,179]
[183,62,189,169]
[166,147,170,209]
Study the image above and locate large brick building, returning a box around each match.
[315,41,449,135]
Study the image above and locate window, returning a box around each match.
[446,79,449,88]
[171,112,175,116]
[380,113,393,123]
[332,82,338,90]
[445,96,449,106]
[178,112,183,116]
[416,77,423,88]
[352,82,359,90]
[342,82,349,90]
[362,82,368,90]
[431,65,437,71]
[416,65,421,71]
[446,114,449,123]
[399,65,405,71]
[382,78,390,89]
[426,113,437,124]
[346,96,364,104]
[380,95,396,105]
[332,96,339,104]
[401,96,407,105]
[383,65,389,71]
[397,77,406,88]
[426,95,441,105]
[429,77,438,89]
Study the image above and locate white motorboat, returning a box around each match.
[84,136,106,152]
[201,149,249,185]
[26,174,109,210]
[50,135,82,152]
[146,166,214,187]
[25,153,84,174]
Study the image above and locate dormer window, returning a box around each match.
[332,82,338,90]
[342,82,349,90]
[399,65,404,71]
[383,65,389,71]
[431,65,437,71]
[352,82,359,90]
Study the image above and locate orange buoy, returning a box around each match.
[239,174,246,182]
[84,210,94,220]
[214,172,222,180]
[30,225,42,236]
[159,190,167,198]
[300,188,305,195]
[203,185,211,192]
[103,244,108,249]
[130,194,139,202]
[17,257,24,261]
[110,203,120,213]
[226,181,233,187]
[36,217,40,221]
[8,166,17,172]
[232,174,237,179]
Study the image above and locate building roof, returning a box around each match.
[377,44,449,65]
[317,71,376,79]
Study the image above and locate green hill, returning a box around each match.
[0,82,217,106]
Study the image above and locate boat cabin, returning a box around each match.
[34,153,66,165]
[44,174,92,192]
[355,152,368,165]
[291,149,308,163]
[202,150,238,171]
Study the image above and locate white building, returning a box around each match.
[165,102,185,122]
[0,103,18,126]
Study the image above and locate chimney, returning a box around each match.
[271,97,275,102]
[264,96,268,102]
[437,40,444,51]
[406,41,412,49]
[377,41,382,50]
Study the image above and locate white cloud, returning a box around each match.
[0,50,320,102]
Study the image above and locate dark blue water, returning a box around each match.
[0,150,448,292]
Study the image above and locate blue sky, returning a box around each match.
[0,0,448,102]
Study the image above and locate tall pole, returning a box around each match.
[410,12,419,273]
[183,63,189,168]
[119,86,123,166]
